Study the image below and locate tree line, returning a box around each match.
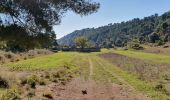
[58,11,170,48]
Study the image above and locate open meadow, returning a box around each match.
[0,49,170,99]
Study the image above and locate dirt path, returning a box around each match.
[34,57,149,100]
[35,78,149,100]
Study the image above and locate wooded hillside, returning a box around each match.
[58,11,170,47]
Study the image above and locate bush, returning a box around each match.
[1,89,21,100]
[128,39,143,50]
[43,93,53,99]
[0,55,6,64]
[20,75,39,89]
[155,83,169,94]
[39,79,46,85]
[27,75,39,88]
[0,77,9,88]
[27,90,35,98]
[157,40,164,46]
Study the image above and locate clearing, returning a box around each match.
[1,49,170,100]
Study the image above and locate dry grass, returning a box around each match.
[0,49,53,64]
[142,44,170,55]
[0,64,78,99]
[99,52,170,97]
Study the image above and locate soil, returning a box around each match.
[35,78,148,100]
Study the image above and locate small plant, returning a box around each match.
[27,79,36,88]
[157,40,164,46]
[43,93,53,99]
[39,79,46,85]
[128,39,143,50]
[23,57,27,60]
[1,89,21,100]
[27,90,35,98]
[27,75,39,88]
[0,76,9,88]
[154,83,169,94]
[20,75,39,88]
[162,74,170,81]
[4,53,13,59]
[20,78,27,86]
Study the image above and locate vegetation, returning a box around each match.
[127,39,143,50]
[0,0,100,51]
[58,11,170,48]
[1,49,170,99]
[0,49,53,64]
[74,36,88,49]
[1,1,170,99]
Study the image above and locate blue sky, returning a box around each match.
[55,0,170,39]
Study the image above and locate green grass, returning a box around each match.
[4,52,80,69]
[112,50,170,64]
[3,49,170,99]
[95,56,170,100]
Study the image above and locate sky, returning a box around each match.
[55,0,170,39]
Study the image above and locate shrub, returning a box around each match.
[128,39,143,50]
[27,90,35,98]
[0,77,9,88]
[155,83,168,94]
[20,75,39,89]
[20,78,27,86]
[26,75,39,88]
[1,89,21,100]
[43,93,53,99]
[0,55,6,64]
[157,40,164,46]
[39,79,46,85]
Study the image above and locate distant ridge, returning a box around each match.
[58,11,170,47]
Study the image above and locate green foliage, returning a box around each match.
[128,39,143,50]
[0,25,56,51]
[26,75,38,88]
[74,36,88,49]
[0,0,100,51]
[1,89,21,100]
[148,32,160,43]
[20,75,39,88]
[157,40,165,46]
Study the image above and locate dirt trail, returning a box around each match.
[36,78,148,100]
[34,57,149,100]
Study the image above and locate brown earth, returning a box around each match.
[35,78,148,100]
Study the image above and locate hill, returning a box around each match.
[58,11,170,47]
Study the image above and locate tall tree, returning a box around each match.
[0,0,100,35]
[75,36,88,49]
[0,0,100,51]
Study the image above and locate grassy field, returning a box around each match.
[113,50,170,63]
[1,49,170,99]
